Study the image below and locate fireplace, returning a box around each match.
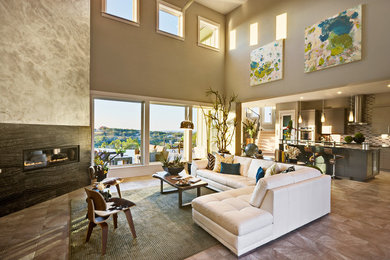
[23,145,80,171]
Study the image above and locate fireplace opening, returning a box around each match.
[23,146,79,171]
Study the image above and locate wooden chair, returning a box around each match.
[84,188,137,255]
[88,166,124,198]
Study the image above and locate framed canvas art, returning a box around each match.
[250,39,283,86]
[304,5,362,73]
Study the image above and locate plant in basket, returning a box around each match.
[159,153,185,175]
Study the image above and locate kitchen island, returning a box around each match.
[279,141,380,182]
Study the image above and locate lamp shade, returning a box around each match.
[180,120,194,130]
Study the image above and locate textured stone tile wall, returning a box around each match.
[0,0,90,126]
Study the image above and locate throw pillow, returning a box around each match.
[264,163,279,178]
[220,162,241,175]
[255,167,265,183]
[213,154,234,172]
[281,166,295,173]
[206,153,215,170]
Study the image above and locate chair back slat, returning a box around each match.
[85,188,107,211]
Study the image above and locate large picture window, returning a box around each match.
[149,104,185,163]
[102,0,139,25]
[94,99,142,166]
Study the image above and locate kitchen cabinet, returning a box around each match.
[380,148,390,171]
[372,106,390,134]
[321,108,346,134]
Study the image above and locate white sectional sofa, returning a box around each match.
[191,156,331,256]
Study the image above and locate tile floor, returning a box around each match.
[0,173,389,260]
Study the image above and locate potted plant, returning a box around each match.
[158,153,185,175]
[202,88,238,154]
[353,132,365,144]
[284,145,301,163]
[344,136,353,144]
[243,117,260,144]
[93,150,121,181]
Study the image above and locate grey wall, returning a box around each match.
[90,0,225,103]
[0,0,90,126]
[225,0,390,102]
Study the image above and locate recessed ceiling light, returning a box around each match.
[300,96,304,100]
[337,91,342,94]
[387,84,390,88]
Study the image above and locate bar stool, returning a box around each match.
[304,146,319,166]
[323,148,344,179]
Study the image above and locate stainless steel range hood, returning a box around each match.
[348,95,368,126]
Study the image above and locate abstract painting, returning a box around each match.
[304,5,362,73]
[250,39,283,86]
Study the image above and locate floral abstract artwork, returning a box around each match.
[304,5,362,73]
[250,39,283,86]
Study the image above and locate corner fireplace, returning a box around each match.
[23,145,80,171]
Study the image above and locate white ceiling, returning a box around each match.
[195,0,247,14]
[243,79,390,108]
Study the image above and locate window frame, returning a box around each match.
[156,0,185,41]
[197,16,220,51]
[92,97,145,168]
[101,0,140,27]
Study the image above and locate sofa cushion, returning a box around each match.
[213,154,234,172]
[264,163,280,178]
[197,169,256,189]
[221,162,241,175]
[249,173,294,207]
[233,156,253,176]
[206,153,215,170]
[247,159,276,179]
[255,167,265,183]
[192,187,273,236]
[287,167,322,183]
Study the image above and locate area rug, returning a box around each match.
[70,186,218,259]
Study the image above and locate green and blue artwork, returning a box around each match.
[304,5,362,73]
[250,39,283,86]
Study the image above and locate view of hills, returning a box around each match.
[94,126,188,149]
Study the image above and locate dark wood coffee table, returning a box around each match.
[152,171,208,208]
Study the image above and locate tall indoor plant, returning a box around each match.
[202,88,238,154]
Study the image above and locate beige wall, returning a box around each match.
[225,0,390,102]
[0,0,90,126]
[90,0,225,103]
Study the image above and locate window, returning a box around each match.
[229,29,236,50]
[276,13,287,40]
[157,1,184,39]
[94,99,142,166]
[102,0,139,25]
[264,106,273,124]
[149,104,185,163]
[250,23,258,46]
[198,17,220,50]
[192,107,209,159]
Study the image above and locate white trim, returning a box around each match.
[90,90,212,107]
[156,0,185,41]
[197,16,220,51]
[101,0,140,27]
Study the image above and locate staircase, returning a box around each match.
[257,131,276,157]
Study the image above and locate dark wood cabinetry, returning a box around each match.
[372,106,390,134]
[380,148,390,171]
[321,108,346,134]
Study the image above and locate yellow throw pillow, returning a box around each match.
[264,163,280,178]
[213,154,234,172]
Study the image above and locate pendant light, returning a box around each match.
[180,108,194,130]
[348,96,354,122]
[321,100,326,123]
[298,100,303,124]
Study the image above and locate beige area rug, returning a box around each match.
[70,186,217,259]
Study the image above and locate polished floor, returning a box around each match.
[0,173,389,260]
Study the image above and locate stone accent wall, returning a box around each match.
[0,0,90,126]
